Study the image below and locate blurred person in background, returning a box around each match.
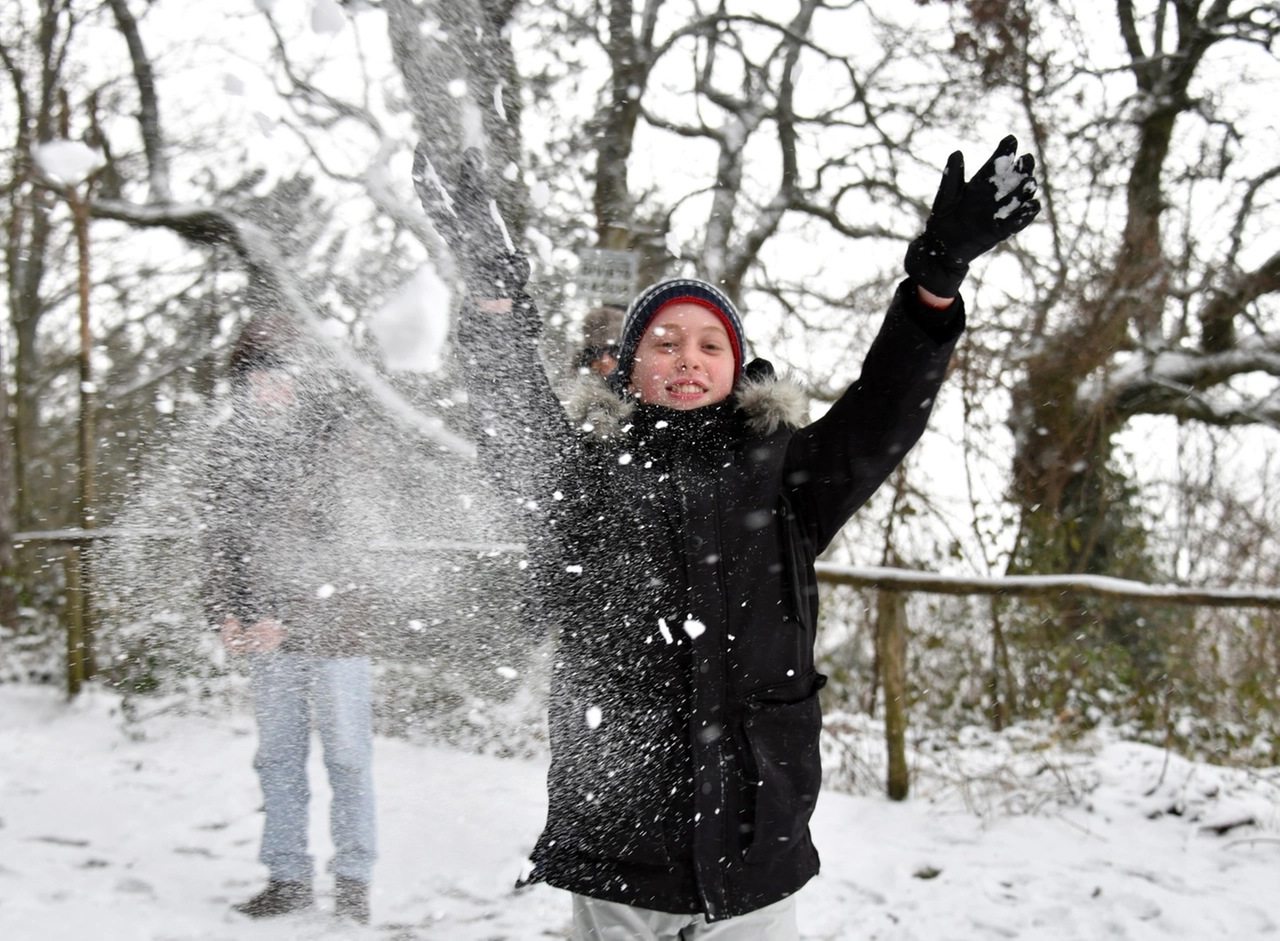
[576,304,626,378]
[202,308,377,925]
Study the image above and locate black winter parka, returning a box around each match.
[457,279,963,920]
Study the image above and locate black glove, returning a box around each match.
[412,143,530,298]
[904,135,1041,298]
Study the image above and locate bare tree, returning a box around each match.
[7,0,1278,744]
[1002,0,1280,581]
[526,0,919,306]
[890,0,1280,725]
[2,0,77,532]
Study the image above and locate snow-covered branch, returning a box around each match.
[87,197,475,457]
[1079,337,1280,427]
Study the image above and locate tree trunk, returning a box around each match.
[592,0,647,250]
[987,596,1013,731]
[1010,336,1121,579]
[8,208,50,533]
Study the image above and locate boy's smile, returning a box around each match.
[628,303,737,410]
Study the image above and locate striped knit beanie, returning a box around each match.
[611,278,745,390]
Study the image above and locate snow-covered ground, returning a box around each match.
[1,683,1278,940]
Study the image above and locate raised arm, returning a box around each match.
[789,136,1041,551]
[412,143,574,505]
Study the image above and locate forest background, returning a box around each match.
[2,0,1280,781]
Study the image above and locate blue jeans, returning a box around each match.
[247,652,376,884]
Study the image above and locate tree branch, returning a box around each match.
[86,196,474,456]
[106,0,170,203]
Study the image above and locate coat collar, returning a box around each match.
[562,370,809,441]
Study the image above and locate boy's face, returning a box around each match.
[246,367,297,416]
[628,303,736,410]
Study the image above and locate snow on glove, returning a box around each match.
[904,134,1041,298]
[412,142,530,298]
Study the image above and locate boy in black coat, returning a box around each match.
[415,136,1038,939]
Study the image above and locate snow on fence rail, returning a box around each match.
[14,527,1280,609]
[814,563,1280,609]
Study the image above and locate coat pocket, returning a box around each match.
[549,698,678,870]
[566,811,672,868]
[741,674,825,864]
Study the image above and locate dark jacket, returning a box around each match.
[457,279,963,919]
[201,315,390,658]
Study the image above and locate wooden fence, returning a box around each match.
[14,528,1280,797]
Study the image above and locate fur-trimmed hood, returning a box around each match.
[561,366,809,441]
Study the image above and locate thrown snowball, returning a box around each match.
[311,0,345,35]
[33,140,104,186]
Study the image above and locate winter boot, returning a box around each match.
[334,875,370,924]
[233,879,314,918]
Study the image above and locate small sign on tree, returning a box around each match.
[576,248,637,307]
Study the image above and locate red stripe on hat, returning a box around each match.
[651,295,743,377]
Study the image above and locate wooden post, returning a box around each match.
[876,588,909,800]
[64,545,86,697]
[70,184,97,684]
[988,595,1013,731]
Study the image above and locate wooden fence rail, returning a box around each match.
[19,528,1280,608]
[13,529,1280,800]
[815,563,1280,608]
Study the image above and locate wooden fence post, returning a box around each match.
[64,545,88,697]
[876,588,909,800]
